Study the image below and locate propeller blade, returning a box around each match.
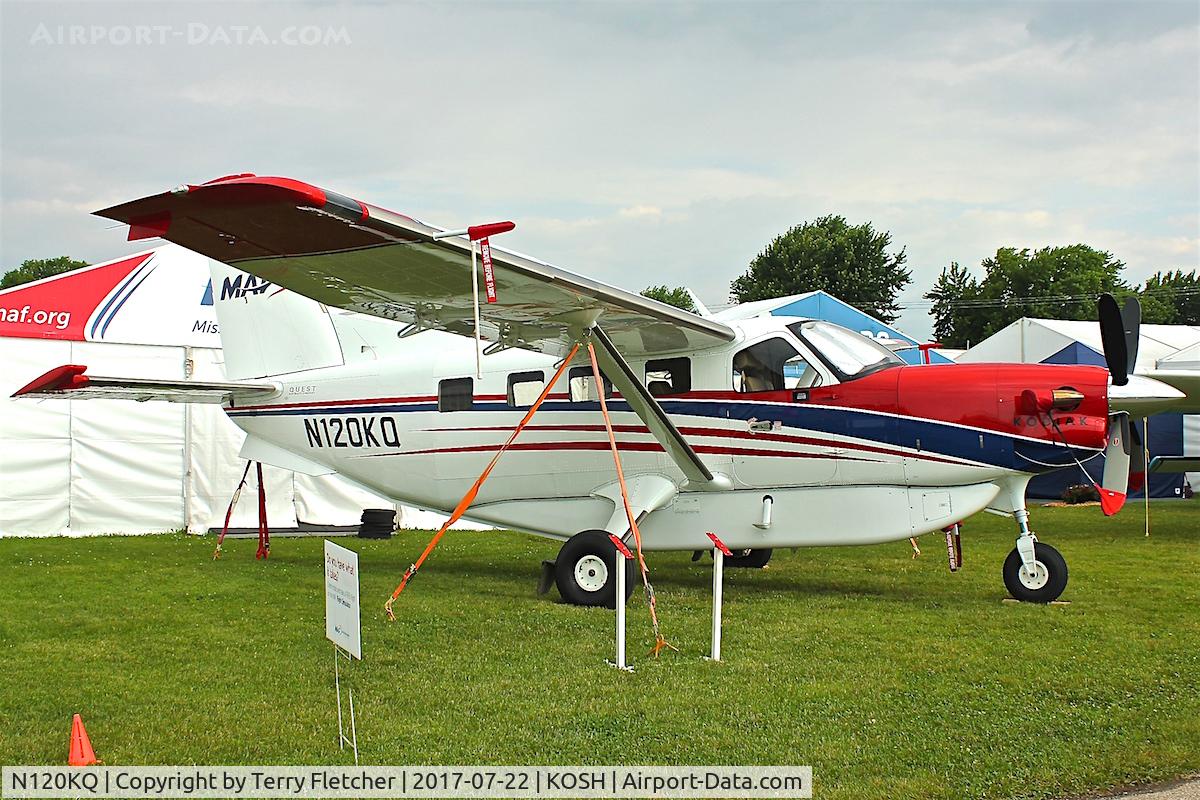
[1099,411,1131,516]
[1098,293,1129,386]
[1122,295,1141,377]
[1128,420,1146,494]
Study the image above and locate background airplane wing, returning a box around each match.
[95,175,735,358]
[1108,372,1200,416]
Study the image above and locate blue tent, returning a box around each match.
[763,291,954,365]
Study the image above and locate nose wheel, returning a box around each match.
[1003,541,1068,603]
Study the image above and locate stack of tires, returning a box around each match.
[357,508,396,539]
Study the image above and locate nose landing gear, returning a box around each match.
[1003,507,1068,603]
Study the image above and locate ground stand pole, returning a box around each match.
[705,531,731,662]
[333,645,359,764]
[710,546,724,662]
[616,553,627,668]
[608,534,633,672]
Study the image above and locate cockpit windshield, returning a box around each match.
[787,320,904,382]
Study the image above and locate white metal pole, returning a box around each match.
[334,646,344,751]
[348,684,359,765]
[711,547,724,662]
[1144,416,1151,537]
[471,241,482,379]
[615,553,626,669]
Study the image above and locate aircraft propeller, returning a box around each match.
[1095,293,1143,514]
[1097,293,1141,386]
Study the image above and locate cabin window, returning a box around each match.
[644,357,691,396]
[438,377,473,412]
[507,371,546,408]
[733,337,817,392]
[568,367,612,402]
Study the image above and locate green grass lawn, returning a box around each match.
[0,504,1197,799]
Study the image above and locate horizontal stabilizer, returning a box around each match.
[12,364,278,404]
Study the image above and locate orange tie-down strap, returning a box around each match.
[385,342,580,620]
[587,341,676,657]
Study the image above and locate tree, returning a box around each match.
[924,245,1127,348]
[925,262,979,347]
[2,256,90,290]
[731,215,911,324]
[1140,269,1200,325]
[641,285,697,313]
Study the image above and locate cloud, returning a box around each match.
[619,206,663,220]
[1,0,1196,342]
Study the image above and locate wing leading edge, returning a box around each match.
[94,174,735,359]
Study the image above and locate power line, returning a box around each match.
[896,285,1200,311]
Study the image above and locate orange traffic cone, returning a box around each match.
[68,714,99,766]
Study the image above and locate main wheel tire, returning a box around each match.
[1003,542,1068,603]
[726,548,773,569]
[555,530,636,608]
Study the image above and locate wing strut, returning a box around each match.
[589,326,724,488]
[586,339,676,658]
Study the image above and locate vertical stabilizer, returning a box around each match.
[209,261,344,379]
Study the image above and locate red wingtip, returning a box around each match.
[1129,472,1146,493]
[467,221,515,241]
[1098,487,1126,516]
[13,364,89,397]
[127,212,171,241]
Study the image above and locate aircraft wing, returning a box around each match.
[95,175,736,358]
[1148,456,1200,474]
[13,364,278,404]
[1141,370,1200,413]
[1109,372,1200,416]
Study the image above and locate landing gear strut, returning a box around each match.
[554,530,636,608]
[1003,507,1068,603]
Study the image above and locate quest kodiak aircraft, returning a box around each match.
[16,175,1200,606]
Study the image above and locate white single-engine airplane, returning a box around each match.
[16,175,1200,606]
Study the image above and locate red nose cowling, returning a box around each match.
[809,363,1110,449]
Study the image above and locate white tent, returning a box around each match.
[956,318,1200,372]
[1160,342,1200,371]
[1,245,467,537]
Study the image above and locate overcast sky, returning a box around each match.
[2,0,1197,337]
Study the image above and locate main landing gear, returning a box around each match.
[1003,507,1069,603]
[553,530,636,608]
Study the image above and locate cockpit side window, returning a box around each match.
[733,337,806,392]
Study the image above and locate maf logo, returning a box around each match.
[220,272,274,301]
